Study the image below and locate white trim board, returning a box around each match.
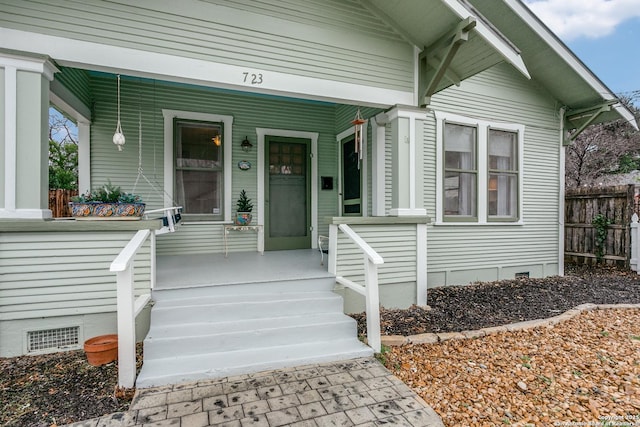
[371,114,387,216]
[256,128,319,249]
[0,28,412,109]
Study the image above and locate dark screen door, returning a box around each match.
[341,136,361,216]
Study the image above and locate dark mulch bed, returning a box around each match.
[0,345,141,427]
[350,264,640,336]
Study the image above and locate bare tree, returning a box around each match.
[49,107,78,190]
[565,98,640,188]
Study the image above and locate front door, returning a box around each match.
[265,136,311,250]
[341,136,362,216]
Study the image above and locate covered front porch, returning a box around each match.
[110,215,428,387]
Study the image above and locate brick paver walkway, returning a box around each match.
[65,357,443,426]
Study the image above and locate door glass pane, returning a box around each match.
[269,141,307,237]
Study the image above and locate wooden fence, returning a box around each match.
[48,189,78,218]
[564,185,637,267]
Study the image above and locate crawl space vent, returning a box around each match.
[27,326,80,353]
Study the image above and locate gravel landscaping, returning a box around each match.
[1,264,639,426]
[383,308,640,426]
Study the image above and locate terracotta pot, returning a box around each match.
[84,334,118,366]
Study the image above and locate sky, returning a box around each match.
[523,0,640,103]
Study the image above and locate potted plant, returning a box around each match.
[69,181,145,219]
[235,190,253,225]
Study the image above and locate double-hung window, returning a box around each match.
[164,110,233,223]
[444,124,477,219]
[175,119,223,219]
[488,129,518,220]
[436,111,524,224]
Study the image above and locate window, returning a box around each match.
[175,120,223,219]
[488,129,518,219]
[444,124,477,218]
[163,110,233,222]
[436,112,524,224]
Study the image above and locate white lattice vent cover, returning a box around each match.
[27,326,80,353]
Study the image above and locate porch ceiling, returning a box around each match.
[467,0,637,130]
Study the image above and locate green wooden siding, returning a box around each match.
[425,63,560,282]
[54,66,92,110]
[0,231,151,320]
[88,74,345,255]
[334,224,417,285]
[0,0,414,92]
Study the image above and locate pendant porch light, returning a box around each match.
[113,74,126,151]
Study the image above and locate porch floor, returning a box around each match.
[156,249,332,289]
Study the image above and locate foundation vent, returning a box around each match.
[27,326,81,353]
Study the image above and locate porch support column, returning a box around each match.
[387,106,427,217]
[0,50,58,219]
[371,113,388,216]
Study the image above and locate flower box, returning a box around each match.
[70,202,146,219]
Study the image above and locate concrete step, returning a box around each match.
[143,313,358,358]
[136,338,373,388]
[137,277,373,388]
[148,312,352,337]
[150,291,344,324]
[152,276,336,301]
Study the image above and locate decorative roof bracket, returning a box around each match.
[565,101,616,143]
[419,17,476,106]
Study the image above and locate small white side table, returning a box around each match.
[223,224,264,257]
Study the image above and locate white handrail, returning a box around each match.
[109,229,153,388]
[338,224,384,265]
[332,224,383,352]
[111,229,150,272]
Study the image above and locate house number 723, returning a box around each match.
[242,72,263,85]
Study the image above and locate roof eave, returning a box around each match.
[502,0,638,130]
[444,0,530,79]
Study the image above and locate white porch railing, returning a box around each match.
[329,223,383,353]
[631,213,640,273]
[110,229,155,388]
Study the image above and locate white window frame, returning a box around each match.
[163,110,233,223]
[435,111,524,225]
